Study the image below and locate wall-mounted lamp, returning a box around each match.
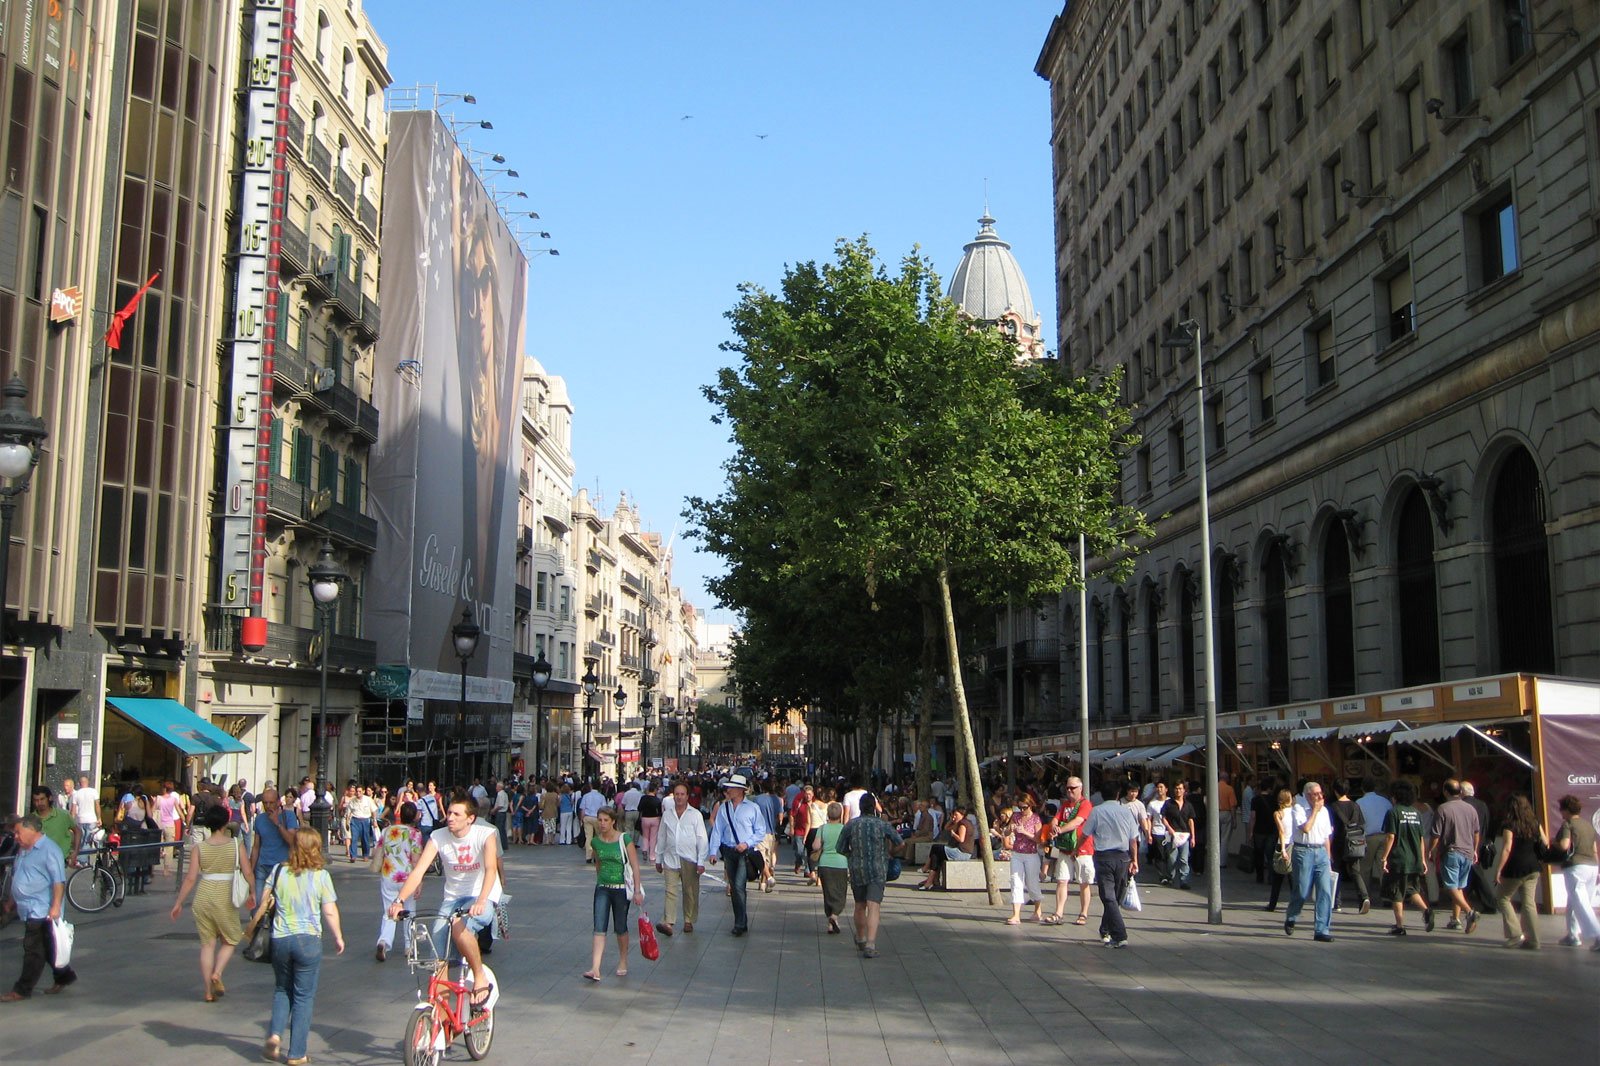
[1415,473,1454,534]
[1339,178,1396,204]
[1221,292,1257,312]
[1273,243,1318,267]
[1333,507,1368,558]
[1266,531,1301,579]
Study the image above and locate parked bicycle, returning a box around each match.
[67,831,127,913]
[401,908,495,1065]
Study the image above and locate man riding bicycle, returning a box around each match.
[388,794,500,1007]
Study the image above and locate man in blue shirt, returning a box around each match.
[707,773,767,936]
[246,787,300,897]
[2,814,76,1000]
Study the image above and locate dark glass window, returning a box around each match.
[1396,489,1441,685]
[98,486,125,569]
[1262,542,1290,704]
[1145,588,1161,716]
[1179,574,1197,714]
[1216,575,1238,710]
[1491,448,1555,672]
[1118,597,1132,716]
[1323,523,1356,696]
[1478,197,1519,284]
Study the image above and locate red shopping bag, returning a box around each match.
[637,909,660,961]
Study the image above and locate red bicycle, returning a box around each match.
[401,908,495,1065]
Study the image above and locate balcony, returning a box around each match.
[621,571,644,593]
[621,651,641,670]
[318,377,379,443]
[358,293,381,340]
[307,137,332,184]
[584,593,602,617]
[286,110,306,156]
[307,493,379,553]
[515,582,532,615]
[596,629,616,647]
[266,473,312,525]
[517,528,533,557]
[586,640,605,660]
[513,652,536,680]
[539,494,571,532]
[324,267,362,322]
[358,194,379,236]
[204,607,376,672]
[301,249,333,299]
[585,549,602,573]
[279,217,309,275]
[620,608,640,629]
[271,333,310,398]
[334,167,356,208]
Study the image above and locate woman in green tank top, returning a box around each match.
[584,807,643,981]
[809,801,849,934]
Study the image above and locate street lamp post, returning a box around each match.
[1162,319,1222,925]
[581,660,598,781]
[531,646,551,778]
[306,539,347,845]
[0,376,47,648]
[452,606,481,787]
[640,690,654,778]
[612,684,627,779]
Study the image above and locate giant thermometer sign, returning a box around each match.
[221,0,298,648]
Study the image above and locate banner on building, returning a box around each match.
[368,110,527,707]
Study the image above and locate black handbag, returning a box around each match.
[745,846,766,882]
[242,865,281,964]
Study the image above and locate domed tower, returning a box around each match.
[946,211,1045,360]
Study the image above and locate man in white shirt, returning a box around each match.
[578,785,606,861]
[1285,782,1337,942]
[491,782,510,847]
[651,780,708,936]
[469,779,490,808]
[67,777,100,865]
[389,796,501,1007]
[619,780,643,836]
[842,780,868,823]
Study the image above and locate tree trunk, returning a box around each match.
[936,563,1000,905]
[914,598,936,801]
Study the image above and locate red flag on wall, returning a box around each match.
[103,272,161,351]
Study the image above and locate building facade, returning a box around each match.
[199,0,391,793]
[1034,0,1599,733]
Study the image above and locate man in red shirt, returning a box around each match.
[789,783,814,875]
[1048,777,1096,926]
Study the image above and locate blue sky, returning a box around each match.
[373,1,1063,616]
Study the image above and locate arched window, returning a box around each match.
[1145,584,1161,716]
[359,162,372,199]
[1491,448,1555,672]
[1396,488,1441,685]
[365,79,377,130]
[341,47,355,101]
[1092,598,1108,719]
[310,101,326,143]
[1178,570,1196,713]
[1323,522,1356,696]
[337,133,350,171]
[1216,561,1239,710]
[315,12,330,66]
[1262,541,1290,703]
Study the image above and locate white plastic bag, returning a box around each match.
[51,917,74,968]
[1121,878,1143,912]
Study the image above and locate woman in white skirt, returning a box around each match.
[374,800,424,961]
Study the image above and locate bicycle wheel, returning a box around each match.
[402,1008,441,1066]
[464,1006,493,1060]
[67,864,116,913]
[110,862,126,907]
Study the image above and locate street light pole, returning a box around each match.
[452,606,481,787]
[306,540,347,846]
[581,659,598,781]
[613,684,627,780]
[531,646,551,778]
[1164,319,1222,925]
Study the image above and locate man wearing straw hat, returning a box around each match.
[706,772,767,937]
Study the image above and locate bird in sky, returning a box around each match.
[755,133,768,139]
[680,114,693,120]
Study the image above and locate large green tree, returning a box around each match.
[689,239,1148,902]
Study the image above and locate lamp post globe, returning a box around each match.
[580,661,598,780]
[452,606,481,786]
[305,539,346,846]
[639,690,654,779]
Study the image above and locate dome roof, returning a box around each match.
[946,213,1037,327]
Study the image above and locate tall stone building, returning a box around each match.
[1034,0,1599,735]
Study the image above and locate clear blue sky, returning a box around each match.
[373,1,1063,616]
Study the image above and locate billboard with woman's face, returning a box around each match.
[367,110,526,704]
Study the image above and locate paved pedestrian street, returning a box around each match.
[1,843,1594,1065]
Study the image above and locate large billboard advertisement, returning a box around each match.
[368,110,526,707]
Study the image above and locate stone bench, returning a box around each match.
[907,841,933,865]
[941,857,988,891]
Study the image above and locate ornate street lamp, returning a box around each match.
[639,690,655,779]
[581,659,598,780]
[0,375,48,648]
[306,539,347,844]
[530,645,551,777]
[452,606,481,785]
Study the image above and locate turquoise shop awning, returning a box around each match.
[106,697,251,756]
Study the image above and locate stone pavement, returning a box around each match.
[0,841,1594,1065]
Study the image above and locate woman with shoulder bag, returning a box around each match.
[170,804,255,1002]
[1492,794,1547,949]
[1265,788,1294,912]
[811,802,850,934]
[583,806,643,982]
[261,827,345,1065]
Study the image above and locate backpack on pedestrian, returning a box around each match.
[1335,799,1366,859]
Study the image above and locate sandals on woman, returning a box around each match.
[1041,914,1062,925]
[1073,915,1089,926]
